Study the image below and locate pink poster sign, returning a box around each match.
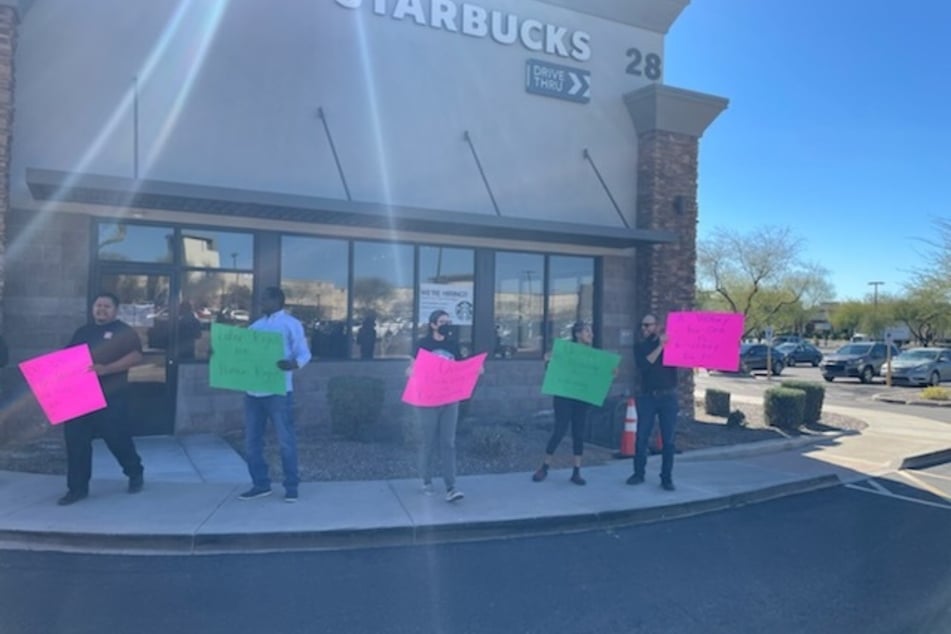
[18,345,108,425]
[663,311,744,371]
[401,350,487,407]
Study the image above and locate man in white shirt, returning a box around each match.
[238,286,312,503]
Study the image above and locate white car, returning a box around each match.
[888,348,951,386]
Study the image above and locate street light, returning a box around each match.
[868,281,884,307]
[868,280,884,338]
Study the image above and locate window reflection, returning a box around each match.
[180,230,253,269]
[97,223,173,263]
[548,256,594,344]
[419,246,474,357]
[181,271,254,361]
[281,236,349,360]
[353,242,414,358]
[495,252,544,358]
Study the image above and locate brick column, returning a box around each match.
[625,84,728,420]
[0,4,16,332]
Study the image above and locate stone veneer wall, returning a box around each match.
[1,209,91,441]
[635,129,700,421]
[176,358,561,435]
[0,5,14,334]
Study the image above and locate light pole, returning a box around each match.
[868,280,884,338]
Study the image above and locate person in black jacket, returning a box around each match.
[58,292,145,506]
[627,313,679,491]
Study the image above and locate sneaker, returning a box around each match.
[445,488,464,503]
[284,490,298,503]
[57,491,88,506]
[531,465,549,482]
[238,486,272,500]
[570,471,586,486]
[421,483,434,496]
[626,474,645,485]
[128,474,144,494]
[661,480,676,491]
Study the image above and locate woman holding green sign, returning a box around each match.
[532,321,596,486]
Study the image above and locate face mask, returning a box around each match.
[437,324,454,337]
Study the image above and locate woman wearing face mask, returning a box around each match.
[532,321,595,486]
[407,309,465,503]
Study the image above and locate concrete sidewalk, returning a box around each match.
[0,397,949,555]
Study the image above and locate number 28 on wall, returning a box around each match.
[626,48,662,80]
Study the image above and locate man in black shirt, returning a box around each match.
[627,313,679,490]
[58,292,145,505]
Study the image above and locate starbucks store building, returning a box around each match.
[1,0,727,436]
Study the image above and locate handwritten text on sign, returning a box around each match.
[402,350,487,407]
[663,311,744,371]
[18,345,108,425]
[541,339,620,407]
[209,324,286,395]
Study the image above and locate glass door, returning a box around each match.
[99,271,176,436]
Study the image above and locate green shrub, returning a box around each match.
[466,425,515,459]
[726,409,747,428]
[921,386,950,401]
[780,380,825,424]
[704,388,731,417]
[764,387,805,430]
[326,376,385,440]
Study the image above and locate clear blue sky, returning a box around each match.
[665,0,951,301]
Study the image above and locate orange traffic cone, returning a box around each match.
[615,397,637,458]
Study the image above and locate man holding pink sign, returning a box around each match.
[628,314,679,491]
[57,292,145,506]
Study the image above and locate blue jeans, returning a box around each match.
[633,391,678,482]
[244,392,298,491]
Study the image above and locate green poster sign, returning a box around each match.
[541,339,620,406]
[209,323,286,395]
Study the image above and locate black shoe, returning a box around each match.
[570,470,586,486]
[57,491,88,506]
[532,464,549,482]
[238,486,272,500]
[661,480,676,491]
[626,474,645,485]
[128,474,144,494]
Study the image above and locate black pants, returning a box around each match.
[546,396,589,456]
[63,394,143,494]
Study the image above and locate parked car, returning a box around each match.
[776,342,823,367]
[820,341,900,383]
[888,347,951,386]
[740,343,787,375]
[772,334,805,345]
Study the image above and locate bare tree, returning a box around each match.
[698,226,833,337]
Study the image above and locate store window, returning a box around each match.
[179,230,253,269]
[548,256,595,343]
[353,241,414,358]
[281,236,349,359]
[418,246,475,357]
[494,252,545,358]
[96,222,173,263]
[180,230,254,361]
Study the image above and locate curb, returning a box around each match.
[873,394,951,407]
[678,432,842,462]
[0,475,841,556]
[900,448,951,470]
